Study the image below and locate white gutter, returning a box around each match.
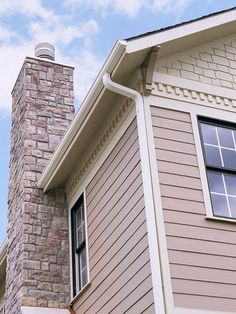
[38,40,127,191]
[103,73,165,314]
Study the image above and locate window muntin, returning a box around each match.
[200,120,236,219]
[71,195,87,296]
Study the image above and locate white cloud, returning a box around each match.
[0,0,52,19]
[0,0,100,45]
[0,42,33,115]
[152,0,192,14]
[58,49,103,105]
[29,19,99,46]
[0,25,17,42]
[63,0,192,18]
[0,40,103,115]
[114,0,146,18]
[0,0,194,115]
[0,0,102,115]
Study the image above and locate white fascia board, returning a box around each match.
[126,9,236,53]
[38,40,127,191]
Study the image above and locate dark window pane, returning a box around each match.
[80,247,87,287]
[207,171,224,193]
[221,149,236,169]
[80,246,86,269]
[200,120,236,221]
[201,123,217,145]
[77,222,85,247]
[71,195,87,296]
[81,204,84,221]
[211,194,229,217]
[77,205,82,227]
[204,145,222,167]
[218,127,234,148]
[224,174,236,195]
[228,197,236,218]
[81,267,87,287]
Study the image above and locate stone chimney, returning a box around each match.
[5,45,75,313]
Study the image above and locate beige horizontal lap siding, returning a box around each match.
[73,118,154,314]
[151,106,236,312]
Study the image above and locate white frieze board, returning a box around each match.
[152,72,236,110]
[66,97,133,198]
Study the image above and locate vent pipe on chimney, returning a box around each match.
[34,42,55,61]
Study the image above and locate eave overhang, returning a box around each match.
[38,7,236,192]
[126,7,236,54]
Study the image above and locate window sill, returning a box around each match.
[205,216,236,224]
[70,282,91,306]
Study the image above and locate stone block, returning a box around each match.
[23,260,40,270]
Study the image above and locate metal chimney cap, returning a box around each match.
[34,43,55,61]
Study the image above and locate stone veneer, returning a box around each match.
[5,57,75,314]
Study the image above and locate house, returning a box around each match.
[1,6,236,314]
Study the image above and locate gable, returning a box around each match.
[39,7,236,193]
[156,34,236,90]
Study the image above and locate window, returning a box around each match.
[199,119,236,220]
[71,194,87,296]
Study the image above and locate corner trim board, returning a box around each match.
[103,72,166,314]
[144,98,175,313]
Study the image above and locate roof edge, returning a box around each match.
[38,40,127,191]
[126,6,236,41]
[38,7,236,191]
[126,6,236,53]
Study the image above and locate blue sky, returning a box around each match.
[0,0,235,245]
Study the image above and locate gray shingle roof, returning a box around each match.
[125,6,236,41]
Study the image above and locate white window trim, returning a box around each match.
[68,190,91,302]
[191,112,236,223]
[191,113,214,219]
[143,97,175,313]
